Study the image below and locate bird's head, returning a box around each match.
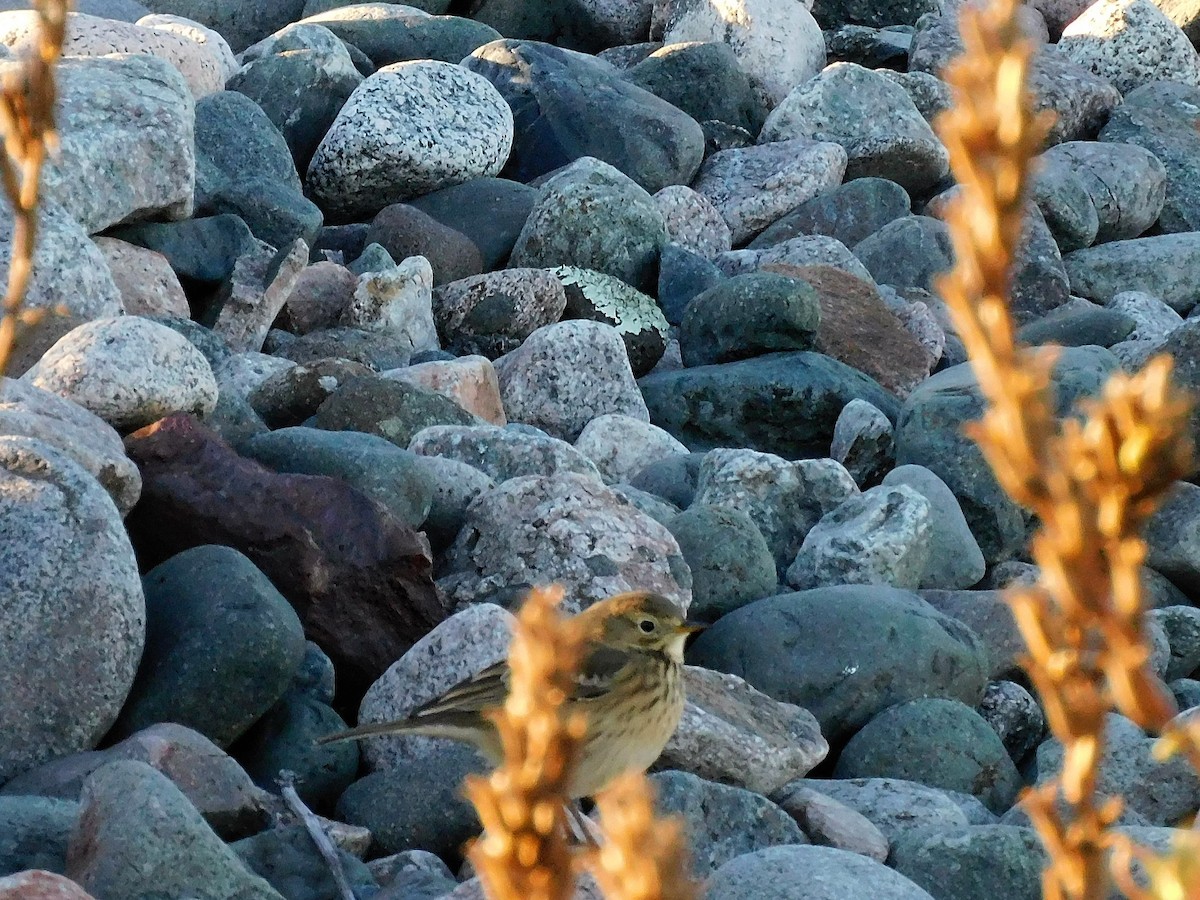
[583,591,703,663]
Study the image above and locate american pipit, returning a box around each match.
[317,591,700,799]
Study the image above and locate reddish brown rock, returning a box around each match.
[123,414,447,699]
[365,204,484,286]
[0,871,97,900]
[765,264,932,398]
[275,262,357,335]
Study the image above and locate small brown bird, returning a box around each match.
[316,591,700,799]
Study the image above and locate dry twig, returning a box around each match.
[0,0,67,378]
[587,773,698,900]
[936,1,1195,897]
[465,585,589,900]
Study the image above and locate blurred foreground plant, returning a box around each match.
[0,0,67,378]
[465,585,698,900]
[936,1,1200,898]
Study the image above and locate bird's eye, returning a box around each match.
[638,618,656,633]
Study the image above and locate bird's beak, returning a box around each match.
[677,623,706,635]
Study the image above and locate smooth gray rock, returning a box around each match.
[1035,712,1200,825]
[233,824,377,900]
[242,427,435,528]
[889,825,1046,900]
[1101,80,1200,234]
[108,545,306,748]
[1151,605,1200,680]
[790,777,971,843]
[463,38,705,193]
[0,438,144,785]
[1064,233,1200,313]
[509,157,668,292]
[640,351,900,459]
[667,504,777,623]
[1042,140,1166,243]
[748,177,911,251]
[760,62,948,194]
[786,485,932,590]
[834,698,1022,813]
[0,796,77,877]
[650,771,808,875]
[883,465,985,590]
[66,760,283,899]
[705,844,935,900]
[830,398,895,487]
[687,586,989,742]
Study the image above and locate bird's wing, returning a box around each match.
[573,643,635,700]
[412,659,510,720]
[414,641,633,717]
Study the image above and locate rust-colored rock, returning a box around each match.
[0,871,97,900]
[123,414,447,700]
[764,264,932,398]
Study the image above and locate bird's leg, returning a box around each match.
[565,800,604,847]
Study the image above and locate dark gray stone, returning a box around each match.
[854,215,953,291]
[264,326,412,370]
[834,698,1022,813]
[791,777,971,843]
[749,177,911,251]
[895,347,1121,562]
[706,844,935,900]
[233,825,377,899]
[889,825,1046,900]
[248,357,374,429]
[231,24,363,172]
[462,38,705,193]
[810,0,941,28]
[1146,481,1200,596]
[243,427,434,529]
[667,504,777,623]
[625,40,767,135]
[0,796,77,877]
[195,91,322,252]
[1100,79,1200,234]
[300,6,499,67]
[687,585,989,742]
[1017,302,1136,347]
[66,761,282,899]
[335,742,483,856]
[311,374,477,449]
[628,451,705,508]
[658,240,726,326]
[109,546,306,748]
[679,272,820,367]
[407,177,536,270]
[640,351,900,459]
[918,590,1025,682]
[139,0,306,50]
[365,204,483,286]
[650,771,807,875]
[109,215,259,285]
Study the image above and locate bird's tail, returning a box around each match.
[314,718,417,746]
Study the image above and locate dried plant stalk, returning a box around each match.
[465,585,588,900]
[935,1,1195,898]
[586,773,699,900]
[0,0,67,378]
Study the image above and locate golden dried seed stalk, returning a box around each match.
[466,585,587,900]
[935,1,1196,898]
[0,0,67,378]
[586,772,699,900]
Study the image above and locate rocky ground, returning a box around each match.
[3,0,1200,897]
